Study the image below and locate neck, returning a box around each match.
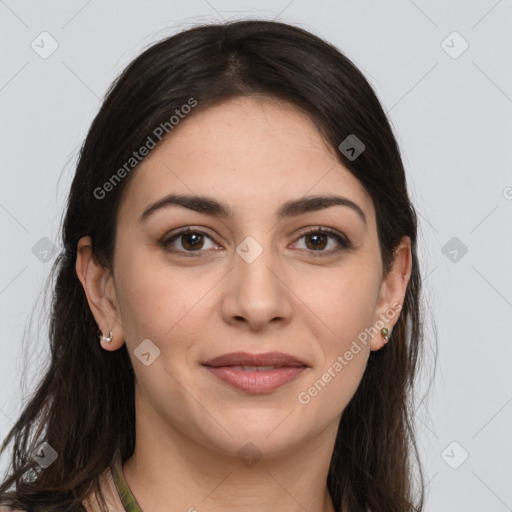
[122,400,339,512]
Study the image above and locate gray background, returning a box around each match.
[1,1,511,510]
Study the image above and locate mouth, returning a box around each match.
[227,365,290,371]
[202,352,309,393]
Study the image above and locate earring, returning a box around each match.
[97,329,113,344]
[381,327,391,343]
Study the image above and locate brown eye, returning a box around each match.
[304,232,329,251]
[294,228,352,255]
[180,231,205,251]
[161,227,217,256]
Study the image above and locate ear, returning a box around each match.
[75,235,125,351]
[370,236,413,351]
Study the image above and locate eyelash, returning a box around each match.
[160,226,353,258]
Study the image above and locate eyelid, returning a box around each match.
[161,227,218,257]
[294,226,352,252]
[160,225,353,256]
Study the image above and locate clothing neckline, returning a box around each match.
[110,453,143,512]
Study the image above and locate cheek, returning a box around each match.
[290,258,380,411]
[112,248,206,344]
[295,276,374,418]
[293,259,381,343]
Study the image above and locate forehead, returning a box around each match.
[118,96,374,225]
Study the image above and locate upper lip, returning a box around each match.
[202,351,308,368]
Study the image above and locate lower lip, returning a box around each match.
[204,366,307,393]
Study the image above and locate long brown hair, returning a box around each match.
[0,19,432,511]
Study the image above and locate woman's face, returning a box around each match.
[81,95,410,460]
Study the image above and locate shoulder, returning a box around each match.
[0,506,28,512]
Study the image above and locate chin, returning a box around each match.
[199,416,306,458]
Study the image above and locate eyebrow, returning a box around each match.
[139,193,367,226]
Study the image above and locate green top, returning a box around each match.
[111,454,143,512]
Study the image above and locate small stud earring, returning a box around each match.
[381,327,391,343]
[97,329,113,344]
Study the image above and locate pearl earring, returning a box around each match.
[97,329,113,344]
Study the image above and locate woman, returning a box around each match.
[0,19,428,512]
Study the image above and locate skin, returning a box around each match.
[76,95,412,512]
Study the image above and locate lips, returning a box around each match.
[202,351,308,393]
[202,351,307,368]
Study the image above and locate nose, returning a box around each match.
[221,239,293,332]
